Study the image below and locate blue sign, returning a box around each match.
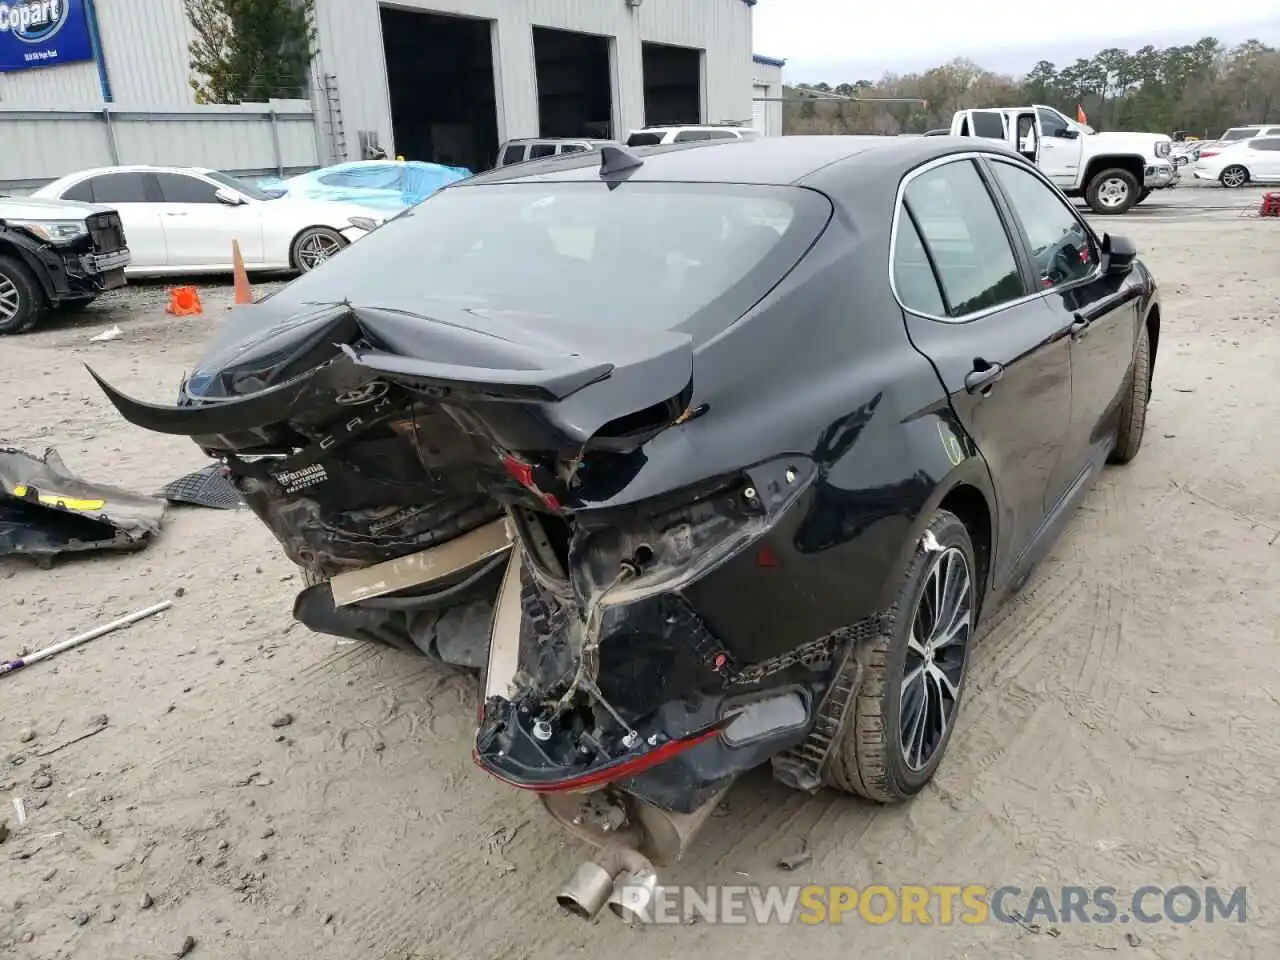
[0,0,95,73]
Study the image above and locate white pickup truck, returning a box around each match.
[948,105,1177,215]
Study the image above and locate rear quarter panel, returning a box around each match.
[663,193,997,663]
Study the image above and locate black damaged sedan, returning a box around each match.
[0,195,130,334]
[94,135,1157,887]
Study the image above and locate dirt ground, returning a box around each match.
[2,209,1278,960]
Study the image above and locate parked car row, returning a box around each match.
[494,127,762,168]
[1192,136,1280,187]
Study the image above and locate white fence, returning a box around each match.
[0,100,321,193]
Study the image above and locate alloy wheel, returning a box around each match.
[1221,167,1247,188]
[899,546,973,771]
[1097,177,1131,209]
[0,274,20,326]
[296,231,343,271]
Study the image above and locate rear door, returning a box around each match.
[984,155,1136,505]
[893,154,1071,587]
[1248,138,1280,179]
[73,172,167,269]
[1036,108,1082,188]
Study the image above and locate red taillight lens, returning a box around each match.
[499,453,562,511]
[1200,150,1218,158]
[501,454,534,488]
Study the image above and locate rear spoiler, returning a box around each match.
[87,303,695,454]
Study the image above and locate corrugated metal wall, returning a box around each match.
[0,0,197,108]
[0,103,320,191]
[313,0,754,161]
[0,0,755,182]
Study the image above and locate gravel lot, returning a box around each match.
[1,200,1278,959]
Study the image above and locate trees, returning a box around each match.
[185,0,317,104]
[783,38,1280,137]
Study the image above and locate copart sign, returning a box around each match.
[0,0,95,73]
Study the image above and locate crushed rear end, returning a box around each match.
[89,167,846,916]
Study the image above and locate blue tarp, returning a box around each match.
[265,160,473,213]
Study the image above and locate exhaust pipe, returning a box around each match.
[607,866,659,924]
[556,845,658,922]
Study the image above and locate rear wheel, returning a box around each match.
[1085,168,1140,215]
[827,510,977,802]
[0,255,43,335]
[291,227,347,273]
[1108,325,1151,465]
[1220,165,1249,188]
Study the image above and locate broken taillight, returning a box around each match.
[499,453,562,511]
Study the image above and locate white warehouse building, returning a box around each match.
[0,0,783,186]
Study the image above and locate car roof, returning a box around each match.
[45,164,215,183]
[504,137,606,144]
[464,135,1020,188]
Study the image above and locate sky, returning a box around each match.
[752,1,1280,82]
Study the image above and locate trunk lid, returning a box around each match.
[89,301,695,514]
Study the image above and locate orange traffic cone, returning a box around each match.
[166,286,203,316]
[231,239,253,305]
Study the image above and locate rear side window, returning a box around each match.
[63,180,94,203]
[1250,138,1280,151]
[1222,127,1258,140]
[529,144,556,159]
[674,130,711,142]
[559,144,587,154]
[627,132,664,147]
[892,215,946,316]
[85,173,151,204]
[971,111,1005,139]
[501,146,526,165]
[706,130,738,140]
[264,182,832,343]
[904,160,1024,318]
[989,160,1095,286]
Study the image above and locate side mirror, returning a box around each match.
[1102,233,1137,276]
[1058,128,1081,140]
[214,188,246,206]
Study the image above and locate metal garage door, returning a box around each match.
[752,84,769,134]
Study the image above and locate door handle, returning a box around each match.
[964,362,1005,394]
[1069,315,1090,340]
[163,212,188,217]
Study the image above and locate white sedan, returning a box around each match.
[1192,137,1280,188]
[32,165,385,276]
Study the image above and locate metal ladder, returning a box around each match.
[320,73,347,163]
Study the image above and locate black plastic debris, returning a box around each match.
[157,464,242,510]
[0,447,166,566]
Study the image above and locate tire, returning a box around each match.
[1220,165,1249,189]
[0,255,44,335]
[827,510,978,802]
[1108,324,1151,465]
[290,227,348,273]
[1085,168,1140,215]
